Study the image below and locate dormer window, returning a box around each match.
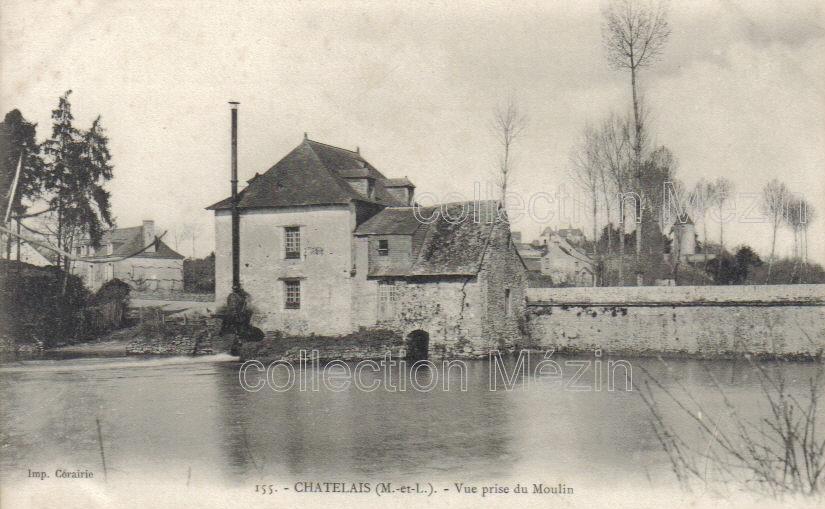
[378,239,389,256]
[382,177,415,206]
[345,177,374,199]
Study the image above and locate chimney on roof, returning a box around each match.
[304,132,308,140]
[356,146,360,154]
[142,220,155,252]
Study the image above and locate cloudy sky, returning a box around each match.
[2,0,823,262]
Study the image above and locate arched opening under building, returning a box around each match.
[405,330,430,361]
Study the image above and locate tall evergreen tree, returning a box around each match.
[42,90,114,271]
[0,109,46,259]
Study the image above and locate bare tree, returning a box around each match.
[602,0,670,163]
[598,157,617,257]
[711,177,733,270]
[172,225,185,252]
[760,179,790,283]
[690,178,713,268]
[638,356,825,497]
[785,196,808,282]
[785,197,805,260]
[800,199,816,283]
[181,222,201,259]
[802,200,815,265]
[570,124,602,257]
[602,0,671,283]
[665,179,690,284]
[599,113,634,285]
[491,95,528,211]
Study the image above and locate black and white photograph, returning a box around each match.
[1,1,824,508]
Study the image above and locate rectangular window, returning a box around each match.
[284,227,300,259]
[377,281,398,320]
[504,288,511,316]
[284,280,301,309]
[377,239,389,256]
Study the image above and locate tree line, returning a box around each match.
[566,0,818,286]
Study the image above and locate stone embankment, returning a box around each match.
[124,315,226,356]
[240,328,404,363]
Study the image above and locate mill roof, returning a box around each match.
[355,200,511,277]
[207,138,408,210]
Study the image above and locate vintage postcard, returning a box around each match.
[1,1,824,508]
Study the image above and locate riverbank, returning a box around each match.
[240,328,404,362]
[10,315,232,360]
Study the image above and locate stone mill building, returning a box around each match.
[207,136,527,358]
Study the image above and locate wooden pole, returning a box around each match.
[96,417,108,482]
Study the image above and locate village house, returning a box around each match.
[71,220,185,291]
[207,136,527,357]
[515,228,595,287]
[556,227,586,247]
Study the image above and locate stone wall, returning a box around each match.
[525,285,825,359]
[131,291,216,302]
[215,205,356,335]
[479,223,528,351]
[349,220,528,359]
[74,257,184,292]
[527,284,825,305]
[115,257,184,292]
[125,316,224,356]
[353,276,485,358]
[240,329,404,362]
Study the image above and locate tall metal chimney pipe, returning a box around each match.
[229,101,241,293]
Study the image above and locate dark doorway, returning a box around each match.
[405,330,430,361]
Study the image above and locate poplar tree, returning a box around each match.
[602,0,671,284]
[760,179,789,283]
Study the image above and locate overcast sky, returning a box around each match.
[2,0,823,262]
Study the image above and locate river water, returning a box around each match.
[0,353,822,507]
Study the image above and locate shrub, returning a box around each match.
[85,278,131,333]
[183,253,215,293]
[0,260,90,346]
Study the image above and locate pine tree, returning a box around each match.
[42,90,114,273]
[1,109,46,259]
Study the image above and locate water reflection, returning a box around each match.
[1,354,822,490]
[217,361,516,481]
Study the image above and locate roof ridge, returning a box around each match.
[305,138,361,156]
